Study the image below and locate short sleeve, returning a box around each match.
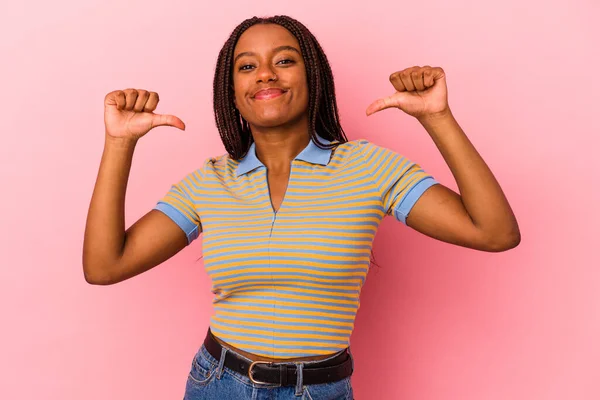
[153,169,202,244]
[357,140,439,224]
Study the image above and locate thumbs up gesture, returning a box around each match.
[366,66,449,119]
[104,89,185,140]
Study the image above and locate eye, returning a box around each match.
[277,59,294,65]
[239,64,254,71]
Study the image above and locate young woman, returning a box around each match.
[83,15,520,400]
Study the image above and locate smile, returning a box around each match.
[253,89,287,101]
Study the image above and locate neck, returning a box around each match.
[251,118,311,172]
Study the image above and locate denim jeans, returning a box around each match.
[183,343,354,400]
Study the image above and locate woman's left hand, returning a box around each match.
[366,66,449,119]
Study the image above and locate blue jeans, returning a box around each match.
[183,343,354,399]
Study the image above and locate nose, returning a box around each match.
[255,63,278,83]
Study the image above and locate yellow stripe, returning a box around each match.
[210,268,366,280]
[203,230,375,241]
[211,321,349,341]
[212,316,352,334]
[202,236,373,246]
[221,297,358,312]
[216,281,359,291]
[205,252,370,264]
[202,215,381,223]
[232,288,359,304]
[204,256,372,266]
[215,310,355,327]
[210,331,349,350]
[214,303,355,319]
[207,222,377,231]
[212,274,363,285]
[203,245,369,258]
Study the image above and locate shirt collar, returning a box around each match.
[235,133,333,177]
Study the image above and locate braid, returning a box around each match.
[213,15,348,159]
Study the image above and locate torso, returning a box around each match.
[215,168,333,362]
[182,140,392,359]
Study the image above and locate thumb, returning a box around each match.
[366,95,398,116]
[151,114,186,131]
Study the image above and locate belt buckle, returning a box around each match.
[248,360,273,385]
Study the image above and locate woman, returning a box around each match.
[83,15,520,400]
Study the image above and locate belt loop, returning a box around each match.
[348,347,354,372]
[280,364,288,386]
[217,347,228,379]
[294,362,304,396]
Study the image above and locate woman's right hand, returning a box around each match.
[104,88,185,140]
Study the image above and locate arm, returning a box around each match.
[82,135,190,285]
[366,66,520,252]
[407,111,520,252]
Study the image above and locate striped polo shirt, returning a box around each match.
[154,134,438,359]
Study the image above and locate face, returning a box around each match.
[232,24,309,129]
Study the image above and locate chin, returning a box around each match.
[248,109,302,128]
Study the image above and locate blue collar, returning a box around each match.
[235,133,333,177]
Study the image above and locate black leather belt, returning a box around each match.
[203,328,354,386]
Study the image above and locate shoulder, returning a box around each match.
[203,153,240,178]
[332,138,377,158]
[334,138,393,163]
[175,153,227,181]
[205,153,230,169]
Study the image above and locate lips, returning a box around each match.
[253,88,286,100]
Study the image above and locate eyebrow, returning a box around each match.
[233,45,301,64]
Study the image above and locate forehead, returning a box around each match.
[234,24,301,56]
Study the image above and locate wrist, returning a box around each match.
[417,108,455,128]
[418,108,452,121]
[104,132,139,150]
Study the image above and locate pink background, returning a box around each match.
[2,0,599,399]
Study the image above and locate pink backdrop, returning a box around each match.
[2,0,598,399]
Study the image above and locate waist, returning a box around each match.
[213,335,341,362]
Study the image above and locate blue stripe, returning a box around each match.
[209,326,349,344]
[206,242,372,252]
[224,295,358,311]
[153,202,199,243]
[213,277,360,289]
[212,319,351,337]
[220,283,359,296]
[212,308,354,322]
[205,257,369,267]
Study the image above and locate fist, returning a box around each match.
[366,66,449,119]
[104,89,185,140]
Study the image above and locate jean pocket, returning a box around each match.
[187,348,218,387]
[303,376,353,400]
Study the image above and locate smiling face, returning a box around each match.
[232,24,309,129]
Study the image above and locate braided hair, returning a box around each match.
[213,15,348,160]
